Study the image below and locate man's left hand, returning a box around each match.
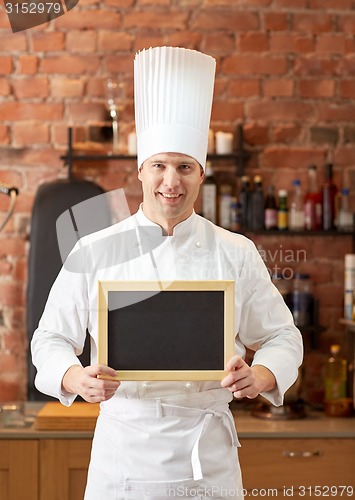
[221,355,276,399]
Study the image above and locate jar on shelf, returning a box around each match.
[289,273,314,327]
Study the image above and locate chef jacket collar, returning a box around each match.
[135,204,198,238]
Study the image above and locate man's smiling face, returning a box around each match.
[138,152,204,235]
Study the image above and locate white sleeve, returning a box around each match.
[236,239,304,407]
[31,265,89,406]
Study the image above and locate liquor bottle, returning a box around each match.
[277,189,288,231]
[201,161,217,224]
[219,184,233,229]
[322,160,337,230]
[264,185,278,230]
[288,179,305,231]
[304,165,322,230]
[337,188,353,232]
[250,175,264,231]
[239,176,252,230]
[324,344,347,402]
[230,197,242,232]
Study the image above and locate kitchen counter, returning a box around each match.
[1,402,354,440]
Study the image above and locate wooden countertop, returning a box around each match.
[0,402,354,440]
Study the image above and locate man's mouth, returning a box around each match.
[159,192,181,198]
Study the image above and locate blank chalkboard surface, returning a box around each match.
[97,280,235,381]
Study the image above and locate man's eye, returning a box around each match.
[179,164,191,170]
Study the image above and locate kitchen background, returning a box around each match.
[0,0,355,407]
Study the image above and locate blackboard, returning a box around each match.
[97,280,235,380]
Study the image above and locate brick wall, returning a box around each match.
[0,0,355,404]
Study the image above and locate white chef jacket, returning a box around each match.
[31,207,303,499]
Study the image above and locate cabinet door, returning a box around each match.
[0,440,38,500]
[239,438,355,496]
[40,439,92,500]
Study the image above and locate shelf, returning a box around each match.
[61,126,251,178]
[244,229,354,236]
[339,319,355,329]
[59,152,240,163]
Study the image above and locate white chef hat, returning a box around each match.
[134,46,216,170]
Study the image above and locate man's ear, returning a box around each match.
[138,165,143,181]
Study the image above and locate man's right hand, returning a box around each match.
[62,364,120,403]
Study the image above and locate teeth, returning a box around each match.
[161,193,180,198]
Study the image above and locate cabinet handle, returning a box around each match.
[283,450,322,458]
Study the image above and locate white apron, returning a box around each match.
[84,388,244,500]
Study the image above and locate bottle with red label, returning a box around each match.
[304,165,322,230]
[264,185,278,230]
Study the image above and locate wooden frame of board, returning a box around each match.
[97,280,235,381]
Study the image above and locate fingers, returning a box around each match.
[79,364,120,403]
[221,356,259,399]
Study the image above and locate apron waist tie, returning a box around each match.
[154,399,239,481]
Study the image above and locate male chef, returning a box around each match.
[31,47,303,499]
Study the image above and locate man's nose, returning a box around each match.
[162,168,180,188]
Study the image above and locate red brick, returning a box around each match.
[228,79,260,97]
[0,238,26,259]
[18,56,38,74]
[345,37,355,55]
[244,123,269,145]
[262,147,325,168]
[41,55,100,74]
[0,78,10,96]
[338,57,355,77]
[223,55,287,75]
[299,79,335,98]
[207,0,271,4]
[263,12,288,31]
[247,100,313,122]
[338,15,355,34]
[0,33,27,51]
[51,78,85,98]
[0,103,63,121]
[13,123,49,145]
[98,31,133,52]
[55,9,121,29]
[275,0,307,6]
[211,101,244,122]
[316,34,346,54]
[13,259,27,282]
[272,125,302,144]
[270,34,314,53]
[106,54,134,74]
[263,79,294,97]
[292,13,334,33]
[310,0,354,8]
[166,31,202,50]
[317,103,355,122]
[293,56,339,76]
[0,260,12,275]
[0,282,25,307]
[0,56,12,74]
[104,0,134,6]
[205,34,235,53]
[334,146,355,167]
[0,125,10,144]
[133,34,167,52]
[31,32,65,52]
[238,33,269,52]
[191,11,259,31]
[339,80,355,99]
[13,77,49,99]
[138,0,170,4]
[67,103,107,122]
[124,11,188,30]
[66,31,97,53]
